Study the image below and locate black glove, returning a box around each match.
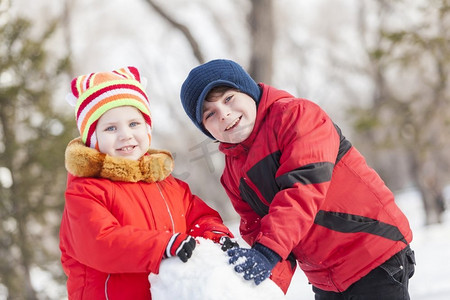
[228,243,281,285]
[165,233,196,263]
[219,236,239,251]
[202,230,239,251]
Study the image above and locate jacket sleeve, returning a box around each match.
[255,99,341,259]
[173,178,234,239]
[61,177,171,274]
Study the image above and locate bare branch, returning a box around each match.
[143,0,204,63]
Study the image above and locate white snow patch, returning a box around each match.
[149,238,285,300]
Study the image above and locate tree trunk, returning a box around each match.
[248,0,274,83]
[408,150,446,225]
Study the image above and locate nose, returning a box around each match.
[220,107,231,120]
[118,127,133,140]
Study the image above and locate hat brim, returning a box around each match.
[195,80,240,124]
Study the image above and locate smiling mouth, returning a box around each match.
[225,116,242,131]
[118,146,136,152]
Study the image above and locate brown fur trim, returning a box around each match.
[65,137,174,182]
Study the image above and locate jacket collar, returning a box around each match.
[65,137,174,182]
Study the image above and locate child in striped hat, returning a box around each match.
[59,66,237,299]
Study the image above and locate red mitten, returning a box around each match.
[165,233,196,263]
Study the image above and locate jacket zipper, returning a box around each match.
[156,182,175,232]
[104,274,111,300]
[103,183,174,299]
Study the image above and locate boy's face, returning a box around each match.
[95,106,151,160]
[202,90,257,144]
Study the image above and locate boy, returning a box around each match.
[59,66,236,299]
[180,59,415,299]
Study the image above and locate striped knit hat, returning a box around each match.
[66,66,152,149]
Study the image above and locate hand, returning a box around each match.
[219,236,239,251]
[165,233,196,263]
[228,243,281,285]
[202,231,239,251]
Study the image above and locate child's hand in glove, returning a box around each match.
[227,243,281,285]
[202,230,239,251]
[165,233,196,262]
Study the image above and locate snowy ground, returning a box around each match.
[150,188,450,299]
[396,188,450,300]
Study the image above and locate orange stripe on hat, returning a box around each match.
[79,94,150,142]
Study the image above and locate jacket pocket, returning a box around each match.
[379,246,415,286]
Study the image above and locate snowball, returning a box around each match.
[149,238,285,300]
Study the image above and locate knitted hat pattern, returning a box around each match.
[180,59,261,139]
[66,66,152,149]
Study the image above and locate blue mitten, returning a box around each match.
[228,243,281,285]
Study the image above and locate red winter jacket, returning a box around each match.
[219,84,412,292]
[60,138,232,299]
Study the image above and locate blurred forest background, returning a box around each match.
[0,0,449,298]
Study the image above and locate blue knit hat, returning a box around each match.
[180,59,261,139]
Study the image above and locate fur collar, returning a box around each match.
[65,137,174,183]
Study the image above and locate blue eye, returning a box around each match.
[225,95,233,103]
[130,121,139,127]
[204,111,214,120]
[105,126,116,132]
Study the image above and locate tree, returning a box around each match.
[142,0,275,82]
[350,0,450,224]
[248,0,275,83]
[0,11,73,299]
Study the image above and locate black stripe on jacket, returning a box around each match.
[238,123,352,217]
[314,210,408,244]
[334,123,352,164]
[276,162,334,189]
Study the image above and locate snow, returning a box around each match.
[396,188,450,300]
[149,188,450,299]
[149,238,285,300]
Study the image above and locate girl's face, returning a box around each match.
[95,106,150,160]
[202,90,257,144]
